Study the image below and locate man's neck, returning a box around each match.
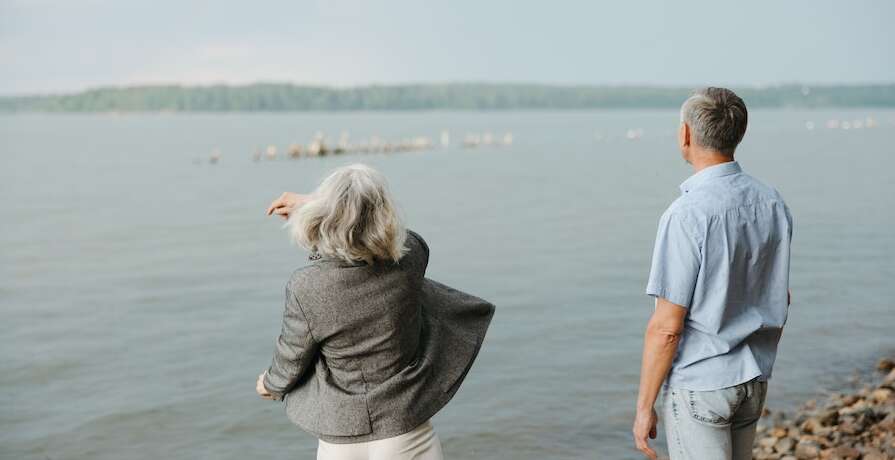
[690,150,734,174]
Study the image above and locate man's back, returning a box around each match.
[646,161,793,390]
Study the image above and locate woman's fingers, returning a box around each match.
[267,192,303,216]
[266,192,313,219]
[266,200,278,215]
[256,372,270,397]
[266,197,286,215]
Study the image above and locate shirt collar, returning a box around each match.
[679,161,742,194]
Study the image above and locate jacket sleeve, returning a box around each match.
[263,282,318,401]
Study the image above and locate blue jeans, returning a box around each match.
[662,379,767,460]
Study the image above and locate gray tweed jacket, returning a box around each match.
[263,230,495,443]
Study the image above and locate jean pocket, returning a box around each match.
[684,385,743,426]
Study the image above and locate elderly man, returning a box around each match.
[632,88,793,460]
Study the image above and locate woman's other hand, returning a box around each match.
[256,371,274,400]
[266,192,310,220]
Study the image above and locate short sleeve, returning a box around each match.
[645,210,702,308]
[784,204,794,240]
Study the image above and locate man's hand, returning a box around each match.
[256,371,274,400]
[633,298,685,459]
[633,407,658,459]
[266,192,311,220]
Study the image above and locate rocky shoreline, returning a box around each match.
[753,357,895,460]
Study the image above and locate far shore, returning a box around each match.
[3,82,895,113]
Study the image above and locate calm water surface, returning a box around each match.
[2,110,894,459]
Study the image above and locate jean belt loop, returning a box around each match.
[744,381,753,399]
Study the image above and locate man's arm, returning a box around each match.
[633,297,687,460]
[636,208,700,458]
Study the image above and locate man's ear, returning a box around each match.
[680,122,691,149]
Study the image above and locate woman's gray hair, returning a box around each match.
[288,164,408,264]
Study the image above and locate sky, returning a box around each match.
[1,0,894,95]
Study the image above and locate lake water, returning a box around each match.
[2,110,894,460]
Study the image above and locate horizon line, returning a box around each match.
[4,80,895,99]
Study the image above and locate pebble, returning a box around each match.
[753,354,895,460]
[871,387,892,402]
[794,439,821,459]
[884,368,895,386]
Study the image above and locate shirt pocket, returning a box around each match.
[684,385,744,426]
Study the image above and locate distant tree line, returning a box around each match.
[1,83,893,112]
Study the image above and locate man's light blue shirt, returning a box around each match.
[646,161,793,391]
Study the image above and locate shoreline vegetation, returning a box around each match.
[752,355,895,460]
[2,83,895,112]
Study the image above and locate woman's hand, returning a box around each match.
[256,371,274,400]
[266,192,311,220]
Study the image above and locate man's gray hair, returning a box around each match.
[680,87,748,156]
[289,164,407,265]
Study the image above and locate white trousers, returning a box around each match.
[316,421,444,460]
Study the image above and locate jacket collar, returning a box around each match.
[679,161,742,194]
[310,252,369,267]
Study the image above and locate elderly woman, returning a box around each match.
[256,164,494,460]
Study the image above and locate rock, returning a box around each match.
[816,435,834,448]
[878,413,895,431]
[871,388,892,403]
[877,358,895,372]
[838,415,866,435]
[818,408,839,426]
[757,355,895,460]
[838,400,871,416]
[800,417,822,434]
[755,451,780,460]
[884,368,895,386]
[795,440,822,459]
[775,437,795,453]
[831,446,860,459]
[830,430,842,444]
[760,436,778,450]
